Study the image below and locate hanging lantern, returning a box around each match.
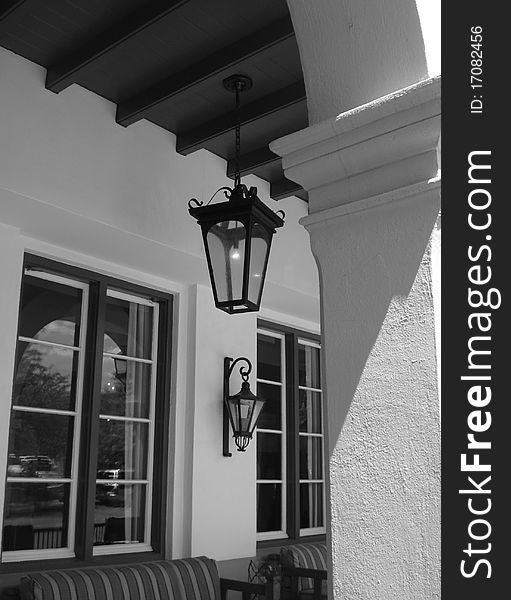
[188,74,284,314]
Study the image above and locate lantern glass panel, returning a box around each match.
[226,397,240,432]
[206,220,247,303]
[238,398,253,431]
[227,397,265,435]
[249,399,266,434]
[248,222,271,305]
[227,397,253,433]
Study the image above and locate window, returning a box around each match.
[256,322,325,542]
[1,256,172,564]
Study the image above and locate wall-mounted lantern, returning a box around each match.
[223,356,265,456]
[188,74,284,314]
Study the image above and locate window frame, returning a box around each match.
[256,329,287,541]
[93,288,160,557]
[2,270,89,563]
[256,320,326,545]
[297,336,326,538]
[0,253,173,572]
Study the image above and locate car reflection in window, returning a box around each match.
[96,469,134,506]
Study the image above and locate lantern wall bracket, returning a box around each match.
[223,356,252,457]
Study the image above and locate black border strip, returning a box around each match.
[442,4,505,596]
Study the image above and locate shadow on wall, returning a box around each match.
[311,194,441,456]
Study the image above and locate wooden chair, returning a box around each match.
[281,565,327,600]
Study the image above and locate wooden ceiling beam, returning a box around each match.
[226,146,307,201]
[0,1,35,28]
[226,146,280,179]
[45,0,189,93]
[176,81,306,155]
[270,178,306,201]
[116,16,295,127]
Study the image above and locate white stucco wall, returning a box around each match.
[191,285,257,560]
[0,45,320,578]
[286,0,440,123]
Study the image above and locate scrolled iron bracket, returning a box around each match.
[188,187,235,212]
[227,356,252,382]
[188,198,203,210]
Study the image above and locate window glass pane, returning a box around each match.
[257,483,282,533]
[298,344,321,388]
[206,220,246,302]
[298,390,322,434]
[100,357,151,418]
[8,412,74,478]
[299,437,323,480]
[257,432,282,480]
[13,343,78,411]
[93,484,146,545]
[257,334,281,382]
[300,483,324,529]
[2,483,70,551]
[103,297,153,360]
[19,277,82,346]
[96,420,148,480]
[257,382,281,430]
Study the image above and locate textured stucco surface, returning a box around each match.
[329,243,440,599]
[304,189,440,599]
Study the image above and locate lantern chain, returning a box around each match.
[234,82,241,189]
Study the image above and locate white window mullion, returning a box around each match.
[144,302,158,548]
[298,338,325,537]
[95,479,149,485]
[298,385,322,393]
[280,331,287,539]
[65,281,89,557]
[99,414,151,424]
[258,428,283,434]
[7,478,73,484]
[12,405,77,417]
[256,377,283,387]
[256,328,287,541]
[102,352,154,365]
[17,336,81,352]
[106,288,157,308]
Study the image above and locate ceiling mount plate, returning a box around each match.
[223,74,253,93]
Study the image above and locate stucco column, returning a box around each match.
[271,78,441,599]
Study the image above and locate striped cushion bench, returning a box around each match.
[280,543,327,599]
[19,556,272,600]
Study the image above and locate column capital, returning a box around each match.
[270,76,441,214]
[300,176,440,230]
